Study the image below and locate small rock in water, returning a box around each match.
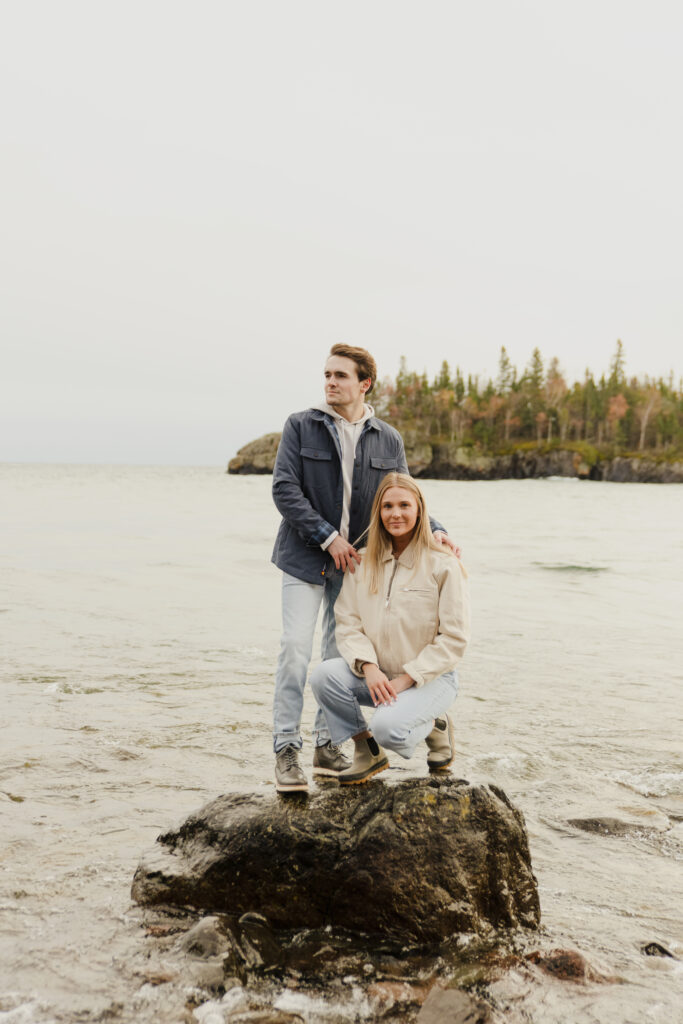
[238,912,284,970]
[367,980,431,1016]
[641,941,677,959]
[188,962,227,993]
[180,916,234,959]
[525,948,615,983]
[567,816,658,838]
[417,985,492,1023]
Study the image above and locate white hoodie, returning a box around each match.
[315,402,374,548]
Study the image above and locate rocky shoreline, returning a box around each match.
[130,779,632,1023]
[227,433,683,483]
[132,778,542,1021]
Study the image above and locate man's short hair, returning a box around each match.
[329,344,377,394]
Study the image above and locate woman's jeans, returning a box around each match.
[272,569,344,753]
[310,657,459,759]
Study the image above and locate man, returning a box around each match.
[271,344,455,792]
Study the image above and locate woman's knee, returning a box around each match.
[371,712,406,751]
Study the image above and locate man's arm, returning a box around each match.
[272,416,336,546]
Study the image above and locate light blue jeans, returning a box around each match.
[273,568,344,753]
[310,657,459,759]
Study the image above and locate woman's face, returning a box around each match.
[380,486,419,542]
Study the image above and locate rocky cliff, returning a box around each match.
[228,433,683,482]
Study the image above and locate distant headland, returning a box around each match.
[228,344,683,483]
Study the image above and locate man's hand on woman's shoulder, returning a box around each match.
[433,531,462,559]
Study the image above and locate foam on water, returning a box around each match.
[610,768,683,798]
[0,997,55,1024]
[274,985,374,1021]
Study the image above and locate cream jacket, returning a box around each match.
[334,541,470,687]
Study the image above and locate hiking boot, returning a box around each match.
[312,741,352,776]
[338,737,388,785]
[275,745,308,792]
[426,714,455,771]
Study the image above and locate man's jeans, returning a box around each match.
[272,568,344,753]
[310,657,459,759]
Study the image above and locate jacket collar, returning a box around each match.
[309,407,379,430]
[380,537,418,568]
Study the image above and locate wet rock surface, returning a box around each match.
[137,905,613,1024]
[132,777,540,944]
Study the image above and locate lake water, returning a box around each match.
[1,464,682,1023]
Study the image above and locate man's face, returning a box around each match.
[323,355,369,409]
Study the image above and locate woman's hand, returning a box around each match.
[387,672,415,694]
[362,663,397,706]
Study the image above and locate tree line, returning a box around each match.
[372,342,682,455]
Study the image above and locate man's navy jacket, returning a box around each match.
[271,408,443,585]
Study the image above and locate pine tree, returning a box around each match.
[497,346,514,395]
[608,340,626,392]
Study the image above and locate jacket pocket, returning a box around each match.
[370,456,399,470]
[300,447,333,461]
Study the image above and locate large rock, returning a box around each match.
[228,433,281,474]
[132,778,540,945]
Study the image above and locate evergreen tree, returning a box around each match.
[366,350,680,455]
[435,360,452,390]
[608,339,626,391]
[497,346,514,395]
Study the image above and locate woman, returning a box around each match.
[310,473,470,784]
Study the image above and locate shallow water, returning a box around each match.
[1,465,682,1022]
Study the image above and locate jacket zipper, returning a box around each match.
[385,559,399,607]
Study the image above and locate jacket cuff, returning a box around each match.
[309,519,336,546]
[402,660,425,687]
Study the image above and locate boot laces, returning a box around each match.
[283,746,298,769]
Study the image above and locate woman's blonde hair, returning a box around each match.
[360,473,447,593]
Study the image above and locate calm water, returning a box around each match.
[1,464,682,1023]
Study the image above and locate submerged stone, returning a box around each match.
[417,985,492,1023]
[567,817,660,838]
[132,778,539,946]
[641,941,677,959]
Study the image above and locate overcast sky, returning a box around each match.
[2,1,682,465]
